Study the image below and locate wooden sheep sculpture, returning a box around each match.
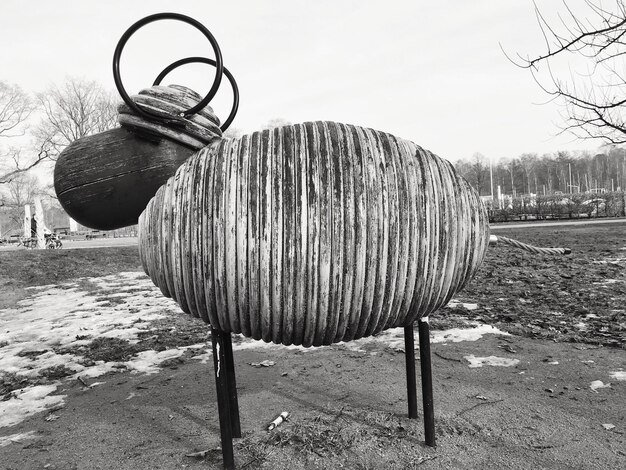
[137,121,489,345]
[53,13,569,469]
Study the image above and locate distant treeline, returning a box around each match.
[487,191,626,223]
[454,146,626,196]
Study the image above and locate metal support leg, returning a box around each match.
[418,317,436,447]
[222,331,241,438]
[404,324,418,419]
[211,328,235,469]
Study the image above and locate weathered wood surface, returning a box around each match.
[55,128,200,230]
[118,85,222,147]
[54,85,222,230]
[139,122,490,346]
[124,85,220,126]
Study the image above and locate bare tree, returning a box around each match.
[470,152,488,195]
[6,173,40,207]
[262,118,292,130]
[34,77,118,160]
[0,172,41,228]
[507,158,517,197]
[519,153,538,194]
[222,127,243,139]
[0,81,33,138]
[514,1,626,144]
[0,147,50,185]
[0,81,42,184]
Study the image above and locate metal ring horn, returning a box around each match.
[154,57,239,132]
[112,12,224,122]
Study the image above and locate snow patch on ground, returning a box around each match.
[232,339,310,353]
[340,329,405,352]
[464,355,520,368]
[231,321,511,354]
[593,279,621,286]
[590,380,611,392]
[609,371,626,381]
[432,324,510,343]
[0,272,181,428]
[593,257,626,265]
[447,301,479,310]
[0,385,65,428]
[0,430,37,447]
[127,349,184,375]
[190,352,212,364]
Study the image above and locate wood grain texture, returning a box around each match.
[138,122,490,346]
[54,85,222,231]
[117,86,222,147]
[54,128,197,230]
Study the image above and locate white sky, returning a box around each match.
[0,0,607,163]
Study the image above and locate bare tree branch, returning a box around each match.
[34,77,118,161]
[0,81,34,138]
[0,81,42,185]
[0,144,50,184]
[514,1,626,144]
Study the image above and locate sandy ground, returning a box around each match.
[0,325,624,469]
[0,270,624,469]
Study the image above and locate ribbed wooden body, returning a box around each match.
[139,122,489,346]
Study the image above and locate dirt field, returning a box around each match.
[456,222,626,348]
[0,222,625,469]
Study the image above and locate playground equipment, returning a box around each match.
[54,14,570,469]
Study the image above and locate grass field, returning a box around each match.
[0,222,625,469]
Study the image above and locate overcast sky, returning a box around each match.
[0,0,607,163]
